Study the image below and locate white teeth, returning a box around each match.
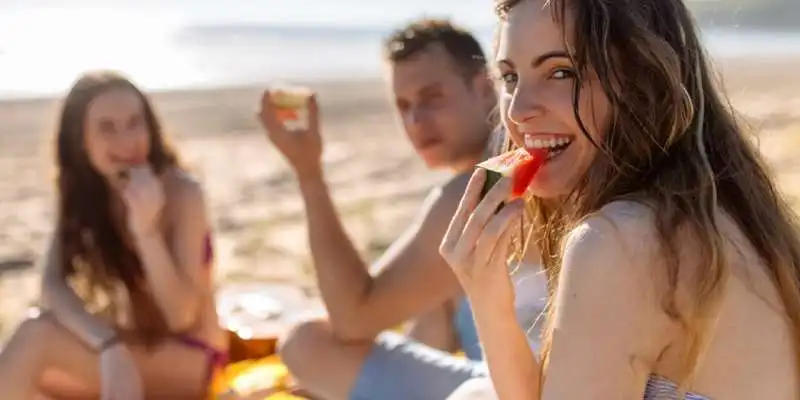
[524,136,534,148]
[524,136,573,149]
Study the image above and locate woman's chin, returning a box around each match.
[526,188,561,201]
[101,173,126,191]
[526,177,567,200]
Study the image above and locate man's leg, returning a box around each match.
[278,319,373,399]
[446,377,499,400]
[279,319,486,400]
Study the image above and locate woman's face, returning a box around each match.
[83,88,151,184]
[496,0,611,199]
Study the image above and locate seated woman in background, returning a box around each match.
[0,70,227,400]
[441,0,800,399]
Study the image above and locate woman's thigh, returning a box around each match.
[27,313,101,397]
[33,314,209,399]
[129,340,209,399]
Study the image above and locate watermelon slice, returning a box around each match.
[270,86,311,122]
[275,108,300,121]
[477,147,547,201]
[115,159,150,181]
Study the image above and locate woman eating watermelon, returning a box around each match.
[440,0,800,399]
[0,71,227,400]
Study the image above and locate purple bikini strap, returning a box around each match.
[203,232,214,265]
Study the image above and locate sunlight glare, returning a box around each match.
[0,8,200,96]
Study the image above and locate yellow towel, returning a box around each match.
[209,355,301,399]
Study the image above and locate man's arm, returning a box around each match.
[298,167,467,341]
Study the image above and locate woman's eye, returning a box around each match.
[500,72,518,92]
[128,115,144,130]
[550,68,576,80]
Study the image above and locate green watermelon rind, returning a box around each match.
[479,169,503,201]
[477,148,531,176]
[476,148,532,201]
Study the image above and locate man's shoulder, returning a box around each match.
[414,170,472,228]
[440,169,473,200]
[421,170,471,208]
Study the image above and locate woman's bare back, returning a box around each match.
[653,209,799,399]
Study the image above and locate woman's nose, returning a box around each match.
[507,82,546,125]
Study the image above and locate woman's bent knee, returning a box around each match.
[14,309,57,347]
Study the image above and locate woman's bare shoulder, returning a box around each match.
[567,200,659,259]
[548,200,677,384]
[161,168,205,200]
[160,168,207,225]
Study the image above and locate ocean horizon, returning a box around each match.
[1,16,799,99]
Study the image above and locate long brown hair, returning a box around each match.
[495,0,800,389]
[55,70,180,343]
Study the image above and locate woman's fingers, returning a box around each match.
[440,168,487,258]
[450,176,512,260]
[473,199,524,269]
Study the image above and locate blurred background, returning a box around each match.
[1,0,799,96]
[0,0,799,339]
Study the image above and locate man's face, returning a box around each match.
[389,43,493,170]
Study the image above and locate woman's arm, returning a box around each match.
[442,172,677,398]
[538,204,678,399]
[40,233,118,350]
[462,204,678,400]
[440,170,543,399]
[471,292,541,400]
[133,176,208,332]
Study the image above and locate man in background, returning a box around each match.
[258,18,499,400]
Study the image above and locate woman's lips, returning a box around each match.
[112,156,147,165]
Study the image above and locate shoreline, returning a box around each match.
[0,53,799,105]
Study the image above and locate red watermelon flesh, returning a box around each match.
[477,147,547,200]
[511,148,547,197]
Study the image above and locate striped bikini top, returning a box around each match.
[644,376,711,399]
[203,232,214,265]
[455,260,712,399]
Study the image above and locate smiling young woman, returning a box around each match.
[0,70,228,400]
[439,0,800,398]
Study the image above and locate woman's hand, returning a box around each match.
[441,169,542,400]
[258,89,323,180]
[439,168,524,306]
[99,343,144,400]
[121,166,165,237]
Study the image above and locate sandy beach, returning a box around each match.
[1,55,800,340]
